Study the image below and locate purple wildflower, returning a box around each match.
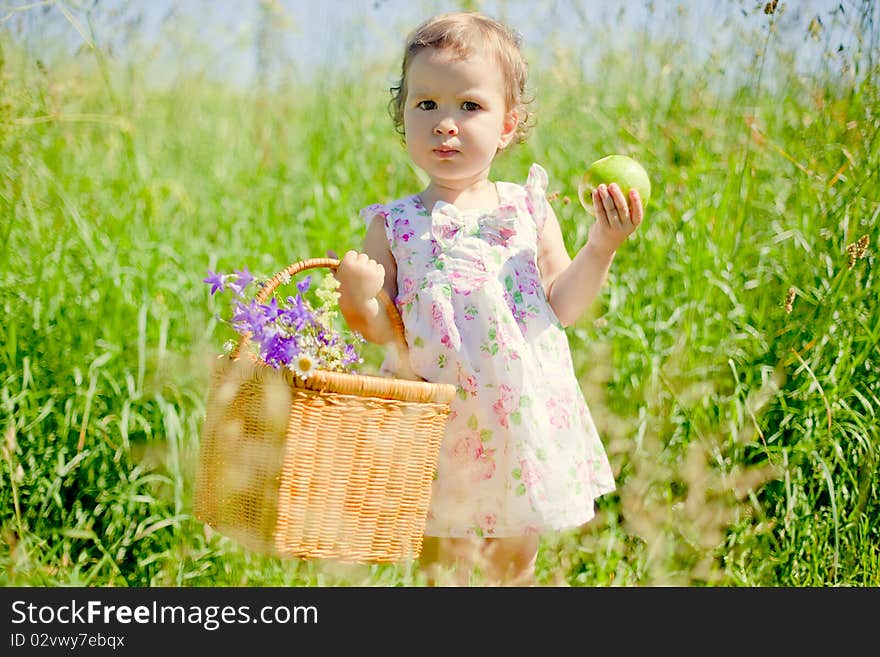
[228,266,255,296]
[262,333,297,368]
[261,297,282,323]
[231,299,268,338]
[343,343,359,364]
[203,270,226,295]
[281,295,311,331]
[296,275,312,295]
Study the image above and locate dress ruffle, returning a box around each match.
[524,162,550,235]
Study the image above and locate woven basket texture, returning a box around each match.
[194,258,455,563]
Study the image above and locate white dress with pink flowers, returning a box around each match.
[360,163,616,538]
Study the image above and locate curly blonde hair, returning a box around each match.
[389,11,533,145]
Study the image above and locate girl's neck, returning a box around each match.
[419,177,499,212]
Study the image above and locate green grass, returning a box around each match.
[1,3,878,586]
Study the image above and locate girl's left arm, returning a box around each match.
[538,183,642,327]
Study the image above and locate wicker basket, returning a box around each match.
[194,258,455,563]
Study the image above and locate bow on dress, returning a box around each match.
[430,201,518,249]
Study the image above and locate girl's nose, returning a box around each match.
[433,118,458,136]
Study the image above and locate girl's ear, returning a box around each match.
[497,109,519,150]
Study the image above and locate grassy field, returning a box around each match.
[1,1,878,586]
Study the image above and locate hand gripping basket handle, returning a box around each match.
[229,257,416,378]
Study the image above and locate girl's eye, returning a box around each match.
[462,101,481,111]
[417,100,436,110]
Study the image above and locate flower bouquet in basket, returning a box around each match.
[194,257,455,564]
[203,264,365,379]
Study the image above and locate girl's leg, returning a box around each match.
[419,536,481,586]
[419,535,539,586]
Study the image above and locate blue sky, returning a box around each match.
[3,0,864,87]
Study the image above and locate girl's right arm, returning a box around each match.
[539,183,642,327]
[335,215,398,346]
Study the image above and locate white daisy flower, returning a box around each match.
[291,351,316,380]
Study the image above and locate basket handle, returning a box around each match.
[229,257,417,379]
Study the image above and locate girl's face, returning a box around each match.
[403,47,517,195]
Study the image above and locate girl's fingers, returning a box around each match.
[607,183,630,222]
[592,188,609,227]
[594,184,646,234]
[339,251,384,289]
[598,184,622,229]
[629,189,643,227]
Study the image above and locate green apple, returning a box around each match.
[578,155,651,215]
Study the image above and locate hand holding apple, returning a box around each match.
[578,155,648,253]
[578,155,651,214]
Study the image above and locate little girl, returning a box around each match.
[335,11,643,585]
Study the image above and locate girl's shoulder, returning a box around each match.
[497,163,551,234]
[358,194,425,228]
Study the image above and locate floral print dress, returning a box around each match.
[360,163,616,537]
